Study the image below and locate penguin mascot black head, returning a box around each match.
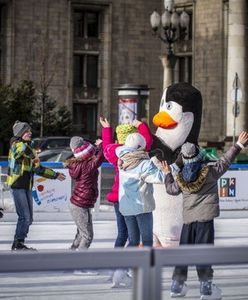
[150,82,202,163]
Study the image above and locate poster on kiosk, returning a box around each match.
[32,169,71,212]
[219,170,248,209]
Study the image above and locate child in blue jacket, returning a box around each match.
[116,132,165,247]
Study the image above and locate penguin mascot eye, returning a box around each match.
[166,102,173,110]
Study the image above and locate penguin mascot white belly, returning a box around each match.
[150,82,202,247]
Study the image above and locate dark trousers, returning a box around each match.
[172,220,214,282]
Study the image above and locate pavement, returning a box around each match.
[1,209,248,299]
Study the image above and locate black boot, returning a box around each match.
[11,240,37,251]
[0,208,3,218]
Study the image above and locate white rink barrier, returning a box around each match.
[1,246,248,300]
[0,162,248,212]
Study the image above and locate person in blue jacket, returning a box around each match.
[116,132,165,247]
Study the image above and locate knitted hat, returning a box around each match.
[70,136,84,150]
[115,124,137,144]
[181,142,202,164]
[124,133,146,150]
[70,136,95,159]
[13,120,31,137]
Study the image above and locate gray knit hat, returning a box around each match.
[13,120,31,137]
[181,142,202,164]
[70,136,84,150]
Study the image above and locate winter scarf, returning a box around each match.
[181,160,203,182]
[118,150,149,171]
[176,165,210,193]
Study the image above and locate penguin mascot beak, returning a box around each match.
[153,111,178,129]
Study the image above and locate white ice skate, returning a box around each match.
[111,269,132,288]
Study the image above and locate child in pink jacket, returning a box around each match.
[100,118,153,287]
[100,117,153,249]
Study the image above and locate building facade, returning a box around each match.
[0,0,247,144]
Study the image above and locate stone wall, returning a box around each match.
[1,0,163,135]
[1,0,247,142]
[193,0,226,141]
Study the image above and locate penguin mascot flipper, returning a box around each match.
[150,82,202,247]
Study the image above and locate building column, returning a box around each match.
[226,0,247,137]
[160,55,173,89]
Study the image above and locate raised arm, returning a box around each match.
[88,141,105,170]
[100,117,114,150]
[133,120,153,151]
[211,131,248,179]
[160,161,181,195]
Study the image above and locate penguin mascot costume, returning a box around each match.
[150,82,202,247]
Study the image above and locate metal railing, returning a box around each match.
[152,245,248,300]
[0,248,151,300]
[1,246,248,300]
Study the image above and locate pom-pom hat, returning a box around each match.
[181,142,203,164]
[70,136,95,159]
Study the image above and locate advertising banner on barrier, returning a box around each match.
[219,170,248,209]
[32,169,71,212]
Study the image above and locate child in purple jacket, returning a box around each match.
[64,137,104,250]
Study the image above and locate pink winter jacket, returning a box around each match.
[101,123,153,203]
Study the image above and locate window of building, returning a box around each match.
[174,56,192,84]
[73,54,98,88]
[73,10,99,38]
[0,50,2,84]
[0,4,3,34]
[0,4,5,83]
[72,6,105,138]
[174,6,193,84]
[73,103,97,137]
[178,10,193,40]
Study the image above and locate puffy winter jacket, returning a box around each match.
[101,122,153,203]
[116,146,165,216]
[165,143,242,224]
[66,145,104,208]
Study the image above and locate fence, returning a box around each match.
[1,162,248,212]
[0,162,113,213]
[1,245,248,300]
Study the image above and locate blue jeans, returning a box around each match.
[124,212,153,247]
[114,202,128,247]
[11,189,33,241]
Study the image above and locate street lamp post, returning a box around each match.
[150,0,190,87]
[231,72,242,145]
